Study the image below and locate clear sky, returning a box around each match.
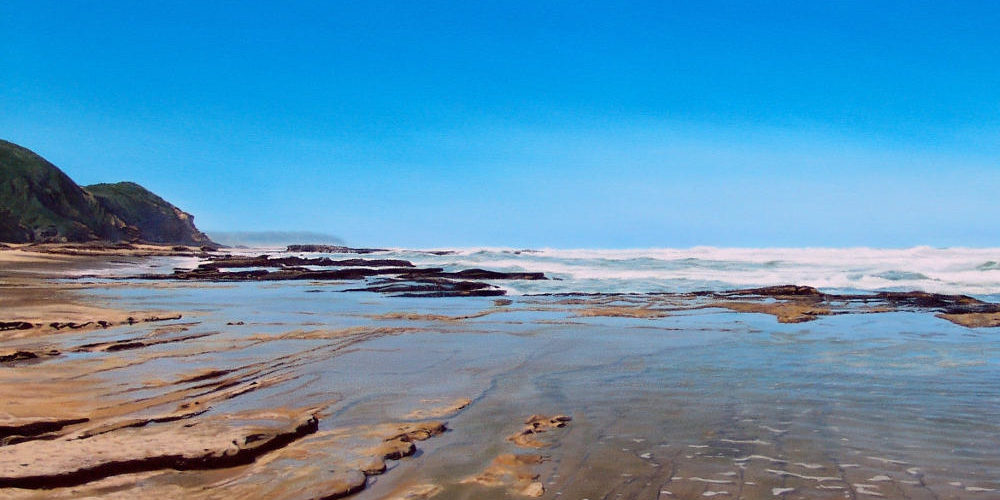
[2,1,998,248]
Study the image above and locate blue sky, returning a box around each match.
[2,1,998,247]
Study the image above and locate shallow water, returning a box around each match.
[68,261,1000,499]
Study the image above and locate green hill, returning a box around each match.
[85,181,212,245]
[0,139,214,245]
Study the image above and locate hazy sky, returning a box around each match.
[2,1,999,247]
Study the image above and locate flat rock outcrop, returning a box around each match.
[138,254,547,297]
[0,409,319,489]
[536,285,1000,327]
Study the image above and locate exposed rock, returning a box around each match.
[385,483,444,499]
[576,306,671,319]
[709,301,832,323]
[203,420,448,500]
[937,312,1000,328]
[384,421,449,442]
[874,290,984,309]
[0,349,38,362]
[0,409,319,489]
[72,331,216,353]
[369,309,506,322]
[0,321,33,332]
[351,279,507,298]
[172,368,233,384]
[534,286,1000,327]
[720,285,825,297]
[404,398,472,419]
[130,252,547,298]
[0,348,60,364]
[0,417,89,441]
[507,414,572,448]
[286,244,388,254]
[435,269,545,280]
[0,314,185,338]
[462,454,548,497]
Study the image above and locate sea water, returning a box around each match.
[225,245,1000,297]
[65,247,1000,498]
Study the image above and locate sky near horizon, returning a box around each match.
[2,1,999,248]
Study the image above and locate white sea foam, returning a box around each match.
[766,469,840,482]
[690,477,735,484]
[720,438,771,446]
[266,246,1000,296]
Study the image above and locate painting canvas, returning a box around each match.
[1,2,998,499]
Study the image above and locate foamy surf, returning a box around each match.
[274,246,1000,296]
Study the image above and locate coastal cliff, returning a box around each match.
[0,139,213,246]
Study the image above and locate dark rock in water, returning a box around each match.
[872,290,983,309]
[0,139,215,246]
[722,285,824,297]
[134,253,547,298]
[348,278,505,297]
[436,268,546,280]
[0,350,38,362]
[199,255,414,270]
[0,417,89,440]
[0,321,34,332]
[940,303,1000,315]
[286,244,388,254]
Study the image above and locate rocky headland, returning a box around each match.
[0,139,214,247]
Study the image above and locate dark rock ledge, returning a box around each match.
[135,253,546,297]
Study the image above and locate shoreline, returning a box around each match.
[0,247,189,342]
[0,248,475,498]
[1,246,998,498]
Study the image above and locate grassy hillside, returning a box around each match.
[0,139,125,242]
[0,139,213,245]
[86,182,212,245]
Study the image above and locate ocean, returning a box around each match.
[13,246,1000,498]
[209,245,1000,297]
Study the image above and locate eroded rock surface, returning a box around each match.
[533,284,1000,328]
[462,454,548,497]
[137,253,546,297]
[459,413,574,497]
[0,409,319,488]
[508,414,573,448]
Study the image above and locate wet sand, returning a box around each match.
[1,248,998,499]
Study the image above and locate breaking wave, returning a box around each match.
[369,246,1000,296]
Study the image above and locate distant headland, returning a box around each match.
[0,139,214,246]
